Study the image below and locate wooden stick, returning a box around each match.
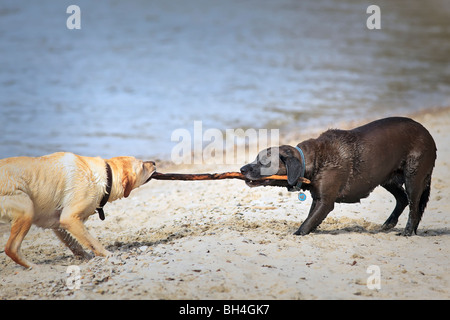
[151,171,311,184]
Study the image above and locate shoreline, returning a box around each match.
[0,107,449,300]
[156,105,450,172]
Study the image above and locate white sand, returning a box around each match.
[1,109,449,299]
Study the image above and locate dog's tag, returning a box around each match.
[298,192,307,201]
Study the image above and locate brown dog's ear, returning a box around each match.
[122,175,135,198]
[285,157,302,186]
[280,148,303,186]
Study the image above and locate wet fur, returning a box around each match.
[241,117,437,236]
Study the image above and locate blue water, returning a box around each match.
[1,0,449,160]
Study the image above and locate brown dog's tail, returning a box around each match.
[416,183,431,234]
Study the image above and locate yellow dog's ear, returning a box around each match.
[122,175,135,198]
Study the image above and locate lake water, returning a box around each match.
[1,0,449,160]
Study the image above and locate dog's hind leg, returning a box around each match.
[403,162,433,236]
[381,183,408,231]
[5,216,33,268]
[4,194,34,268]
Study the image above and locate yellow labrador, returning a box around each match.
[0,152,155,268]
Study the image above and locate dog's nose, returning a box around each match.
[240,165,249,174]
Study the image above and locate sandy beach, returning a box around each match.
[1,108,449,300]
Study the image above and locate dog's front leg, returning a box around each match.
[294,171,343,235]
[294,199,334,235]
[59,208,111,257]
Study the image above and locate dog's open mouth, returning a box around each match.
[144,170,157,184]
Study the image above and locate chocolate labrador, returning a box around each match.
[240,117,437,236]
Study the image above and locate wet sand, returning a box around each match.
[0,108,449,299]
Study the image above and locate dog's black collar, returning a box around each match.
[96,163,112,221]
